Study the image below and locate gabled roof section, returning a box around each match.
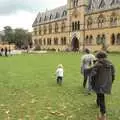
[32,5,67,27]
[88,0,120,12]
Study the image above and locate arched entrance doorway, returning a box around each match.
[72,36,79,51]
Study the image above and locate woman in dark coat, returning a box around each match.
[89,51,115,119]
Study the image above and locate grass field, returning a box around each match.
[0,53,120,120]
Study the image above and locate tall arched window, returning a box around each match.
[78,21,80,30]
[111,33,116,45]
[101,34,106,44]
[62,10,67,17]
[85,36,89,45]
[73,0,78,7]
[96,35,101,45]
[34,28,37,35]
[61,21,65,32]
[49,24,52,34]
[116,33,120,45]
[75,22,78,30]
[98,14,105,28]
[87,17,92,29]
[89,35,93,45]
[72,22,75,31]
[44,16,47,21]
[55,23,59,33]
[47,38,51,45]
[110,12,117,26]
[39,26,41,35]
[43,38,46,45]
[54,38,58,45]
[39,39,42,45]
[49,14,53,20]
[43,25,47,34]
[55,12,60,19]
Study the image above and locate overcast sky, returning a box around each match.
[0,0,66,31]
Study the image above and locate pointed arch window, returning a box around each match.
[85,35,89,45]
[47,38,52,45]
[34,28,37,35]
[99,0,106,8]
[39,26,41,35]
[61,21,65,32]
[73,0,78,7]
[49,24,52,34]
[54,38,58,45]
[43,38,46,45]
[116,33,120,45]
[96,35,101,45]
[110,12,117,26]
[111,33,116,45]
[62,10,67,17]
[49,14,53,20]
[39,17,42,23]
[89,35,93,45]
[55,12,60,19]
[55,23,59,33]
[87,17,92,29]
[39,39,42,45]
[98,14,105,28]
[43,25,47,34]
[44,16,47,21]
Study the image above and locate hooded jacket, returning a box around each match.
[90,59,115,94]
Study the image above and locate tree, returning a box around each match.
[3,26,14,44]
[14,28,27,48]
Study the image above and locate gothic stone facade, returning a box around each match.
[32,0,120,51]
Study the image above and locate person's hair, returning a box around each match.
[58,64,63,68]
[96,51,107,59]
[84,48,90,54]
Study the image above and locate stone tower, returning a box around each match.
[67,0,88,50]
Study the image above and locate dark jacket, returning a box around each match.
[89,59,115,94]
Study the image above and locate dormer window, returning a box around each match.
[44,16,47,21]
[39,17,42,22]
[55,12,60,19]
[50,14,53,20]
[62,10,67,17]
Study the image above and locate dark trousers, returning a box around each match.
[83,69,88,88]
[57,76,63,85]
[96,93,106,115]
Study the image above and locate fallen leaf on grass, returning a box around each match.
[30,99,37,104]
[5,110,10,114]
[66,115,73,120]
[44,116,49,119]
[0,104,5,107]
[46,107,52,110]
[49,111,65,117]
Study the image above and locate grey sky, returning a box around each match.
[0,0,66,30]
[0,0,67,15]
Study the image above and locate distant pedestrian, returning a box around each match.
[89,51,115,120]
[56,64,64,85]
[1,48,4,56]
[5,47,8,57]
[81,48,95,93]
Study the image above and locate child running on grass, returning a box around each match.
[56,64,64,85]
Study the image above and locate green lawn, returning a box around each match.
[0,53,120,120]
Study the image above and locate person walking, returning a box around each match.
[89,51,115,120]
[81,48,95,93]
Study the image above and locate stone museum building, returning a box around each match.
[32,0,120,51]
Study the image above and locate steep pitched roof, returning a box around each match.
[88,0,120,12]
[32,5,67,27]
